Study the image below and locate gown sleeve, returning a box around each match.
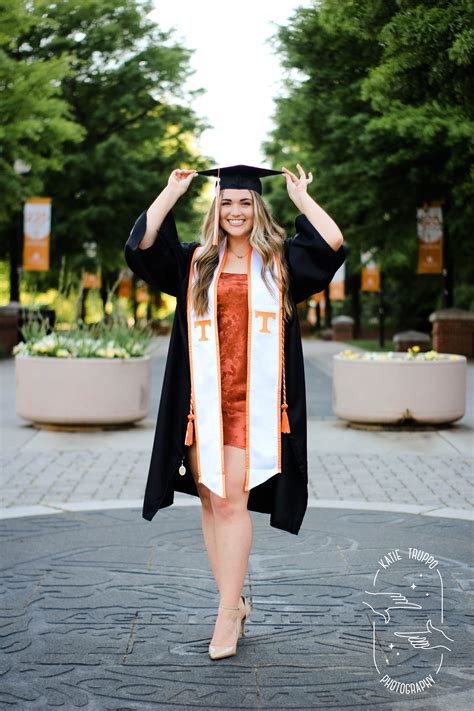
[124,209,198,297]
[285,213,347,304]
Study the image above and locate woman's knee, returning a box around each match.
[210,490,248,518]
[198,484,212,510]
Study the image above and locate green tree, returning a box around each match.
[265,0,474,330]
[32,0,208,270]
[0,0,83,224]
[2,0,209,301]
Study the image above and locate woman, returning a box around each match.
[124,163,346,660]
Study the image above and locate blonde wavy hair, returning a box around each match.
[191,191,294,321]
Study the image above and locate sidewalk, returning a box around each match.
[0,336,472,710]
[1,337,472,520]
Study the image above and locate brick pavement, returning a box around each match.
[1,506,473,710]
[1,336,472,520]
[1,449,472,513]
[1,337,473,710]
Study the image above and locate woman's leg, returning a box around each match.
[186,442,221,591]
[209,444,252,647]
[186,442,252,647]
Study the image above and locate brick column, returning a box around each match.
[429,308,474,357]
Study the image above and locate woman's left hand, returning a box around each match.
[282,164,313,206]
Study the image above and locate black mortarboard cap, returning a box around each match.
[197,164,283,195]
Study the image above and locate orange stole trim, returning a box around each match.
[244,247,252,492]
[275,254,283,472]
[186,247,202,481]
[276,255,290,434]
[214,246,228,497]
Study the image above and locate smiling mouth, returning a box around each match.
[228,219,245,226]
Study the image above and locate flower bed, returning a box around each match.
[14,318,153,426]
[333,347,466,425]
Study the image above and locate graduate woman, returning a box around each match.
[124,163,346,660]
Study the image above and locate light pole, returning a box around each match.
[81,241,98,322]
[9,159,31,303]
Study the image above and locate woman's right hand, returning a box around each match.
[167,169,198,198]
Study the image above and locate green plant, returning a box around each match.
[13,308,153,359]
[337,347,462,362]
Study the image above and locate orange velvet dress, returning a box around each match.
[217,272,248,450]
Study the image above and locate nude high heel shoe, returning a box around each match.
[240,594,252,628]
[208,603,244,660]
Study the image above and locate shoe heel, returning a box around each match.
[241,617,246,637]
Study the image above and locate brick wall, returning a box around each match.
[432,320,474,357]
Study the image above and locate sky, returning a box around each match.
[151,0,309,167]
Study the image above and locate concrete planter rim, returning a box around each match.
[332,351,466,424]
[334,353,465,363]
[14,354,151,362]
[15,351,151,425]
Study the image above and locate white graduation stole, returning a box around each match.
[184,236,288,498]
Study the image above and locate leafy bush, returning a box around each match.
[13,310,152,358]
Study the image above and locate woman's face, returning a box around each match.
[219,189,254,239]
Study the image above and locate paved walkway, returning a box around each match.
[1,505,472,710]
[0,336,473,709]
[1,337,472,520]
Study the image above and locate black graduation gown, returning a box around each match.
[124,208,347,535]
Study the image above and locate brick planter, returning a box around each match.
[429,308,474,357]
[0,305,19,357]
[393,330,431,352]
[332,315,354,342]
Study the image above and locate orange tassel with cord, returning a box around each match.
[281,314,291,433]
[185,412,195,445]
[281,403,290,433]
[212,170,221,246]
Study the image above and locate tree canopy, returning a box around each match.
[265,0,474,327]
[1,0,209,287]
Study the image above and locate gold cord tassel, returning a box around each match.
[185,391,195,445]
[212,170,221,246]
[281,313,291,433]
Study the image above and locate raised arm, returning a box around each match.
[124,169,198,296]
[282,164,346,304]
[282,164,344,251]
[139,169,197,249]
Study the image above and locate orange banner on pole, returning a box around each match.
[417,203,443,274]
[23,198,51,271]
[136,280,149,303]
[118,269,133,298]
[361,249,380,292]
[329,262,345,300]
[83,272,102,289]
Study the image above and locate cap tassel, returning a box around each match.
[184,390,196,445]
[212,170,221,246]
[281,314,291,433]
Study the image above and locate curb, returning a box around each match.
[1,497,472,521]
